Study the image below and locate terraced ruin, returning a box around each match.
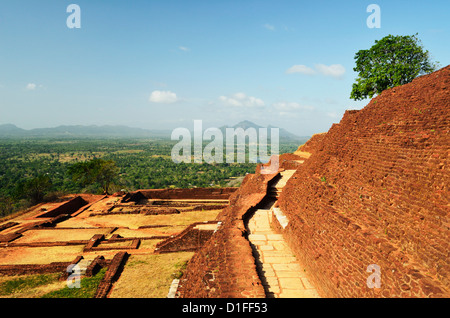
[0,188,236,298]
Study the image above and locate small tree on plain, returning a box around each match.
[68,158,118,194]
[14,174,53,205]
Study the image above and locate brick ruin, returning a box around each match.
[122,187,236,202]
[154,221,222,254]
[0,188,237,298]
[178,66,449,298]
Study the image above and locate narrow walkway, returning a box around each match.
[246,170,320,298]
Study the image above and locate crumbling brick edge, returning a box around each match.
[94,251,129,298]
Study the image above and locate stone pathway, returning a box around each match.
[246,169,320,298]
[247,209,320,298]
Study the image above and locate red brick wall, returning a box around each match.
[154,221,219,253]
[94,251,129,298]
[297,132,327,153]
[0,256,82,276]
[278,66,450,297]
[125,187,237,202]
[37,196,88,218]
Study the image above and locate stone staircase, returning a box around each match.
[247,209,319,298]
[246,168,320,298]
[267,170,296,199]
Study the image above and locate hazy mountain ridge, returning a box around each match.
[219,120,307,141]
[0,121,307,141]
[0,124,172,138]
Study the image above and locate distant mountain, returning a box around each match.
[0,124,27,136]
[0,121,308,141]
[220,120,307,141]
[0,124,172,139]
[231,120,262,130]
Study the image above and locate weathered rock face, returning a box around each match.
[278,66,449,297]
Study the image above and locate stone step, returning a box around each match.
[246,208,320,298]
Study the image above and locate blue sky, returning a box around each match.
[0,0,449,136]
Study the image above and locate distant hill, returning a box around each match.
[0,123,27,136]
[0,121,308,142]
[219,120,308,142]
[0,124,172,139]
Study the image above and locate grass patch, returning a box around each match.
[109,252,194,298]
[171,260,189,279]
[0,273,60,296]
[41,267,106,298]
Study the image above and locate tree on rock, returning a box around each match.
[350,34,439,100]
[68,158,118,194]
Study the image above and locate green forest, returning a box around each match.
[0,137,302,217]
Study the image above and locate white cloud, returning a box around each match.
[179,46,190,52]
[285,65,316,75]
[26,83,37,90]
[272,101,314,111]
[286,64,346,79]
[315,64,346,79]
[263,23,275,31]
[149,90,178,104]
[218,93,265,108]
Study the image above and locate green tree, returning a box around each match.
[67,158,118,194]
[14,175,53,205]
[350,34,439,100]
[0,196,14,217]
